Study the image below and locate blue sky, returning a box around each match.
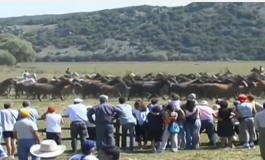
[0,0,193,18]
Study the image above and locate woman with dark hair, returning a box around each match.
[217,100,235,148]
[134,100,149,149]
[157,103,179,153]
[184,100,201,149]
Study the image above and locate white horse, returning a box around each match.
[17,73,37,81]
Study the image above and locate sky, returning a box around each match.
[1,0,265,18]
[0,0,191,18]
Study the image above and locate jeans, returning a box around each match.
[184,119,201,149]
[121,123,135,150]
[96,124,115,149]
[46,132,61,145]
[18,138,40,160]
[238,117,256,146]
[200,119,217,145]
[178,123,186,149]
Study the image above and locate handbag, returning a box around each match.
[168,120,180,134]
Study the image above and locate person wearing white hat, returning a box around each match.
[65,98,88,153]
[197,100,217,146]
[87,95,122,149]
[30,140,66,160]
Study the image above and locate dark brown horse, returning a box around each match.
[24,79,72,101]
[0,78,17,97]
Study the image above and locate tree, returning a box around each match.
[0,49,17,66]
[0,34,36,62]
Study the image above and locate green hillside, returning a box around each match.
[1,2,265,62]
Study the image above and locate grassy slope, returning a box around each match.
[0,61,262,160]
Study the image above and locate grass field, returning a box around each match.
[0,61,263,160]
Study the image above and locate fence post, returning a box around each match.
[114,119,120,147]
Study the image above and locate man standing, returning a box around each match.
[87,95,122,149]
[116,97,136,151]
[65,98,88,153]
[0,102,18,159]
[14,109,41,160]
[255,102,265,159]
[235,94,256,149]
[19,101,39,123]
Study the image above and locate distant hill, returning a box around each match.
[1,2,265,62]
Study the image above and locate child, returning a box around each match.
[146,105,164,151]
[69,140,98,160]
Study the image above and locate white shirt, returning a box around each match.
[0,109,18,131]
[45,113,62,133]
[254,110,265,131]
[66,104,88,122]
[69,154,98,160]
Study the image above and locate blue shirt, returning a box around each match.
[66,103,88,122]
[236,102,253,118]
[19,106,39,123]
[88,103,122,125]
[117,104,136,125]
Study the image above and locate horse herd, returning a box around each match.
[0,70,264,102]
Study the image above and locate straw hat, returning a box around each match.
[30,140,66,158]
[74,98,83,103]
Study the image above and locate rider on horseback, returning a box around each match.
[22,70,30,79]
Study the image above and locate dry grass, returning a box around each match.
[0,61,262,160]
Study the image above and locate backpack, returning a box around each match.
[168,121,180,134]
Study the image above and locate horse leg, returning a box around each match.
[37,94,42,102]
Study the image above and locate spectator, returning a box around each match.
[146,105,163,151]
[147,98,159,111]
[169,92,181,111]
[65,98,88,153]
[19,100,39,123]
[30,140,66,160]
[134,100,149,150]
[0,124,8,160]
[13,109,41,160]
[0,102,18,159]
[217,100,235,148]
[157,104,179,153]
[116,97,136,152]
[87,95,121,149]
[254,102,265,160]
[41,106,63,145]
[98,145,120,160]
[86,106,96,141]
[184,100,201,149]
[248,95,263,113]
[235,94,256,149]
[69,140,98,160]
[197,100,217,146]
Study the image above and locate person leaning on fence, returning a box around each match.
[0,102,18,159]
[86,106,96,141]
[87,95,122,150]
[134,100,149,150]
[97,145,120,160]
[69,140,98,160]
[30,139,66,160]
[184,99,201,150]
[157,103,179,153]
[217,100,235,148]
[116,97,136,152]
[65,98,88,153]
[254,102,265,160]
[146,105,163,152]
[41,106,63,145]
[13,109,41,160]
[19,100,39,123]
[235,94,256,149]
[197,100,217,146]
